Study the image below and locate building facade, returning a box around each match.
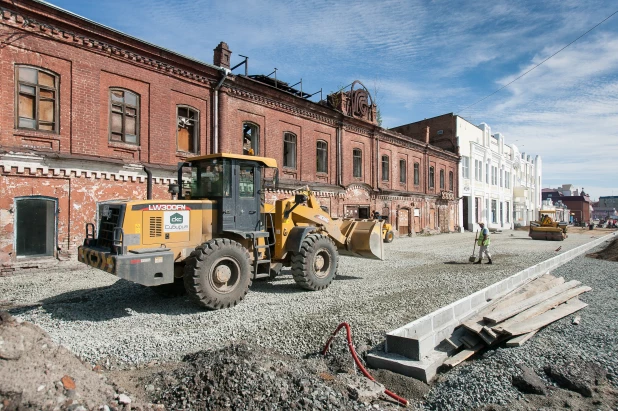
[0,0,459,266]
[392,114,542,232]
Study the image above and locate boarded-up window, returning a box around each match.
[16,66,58,132]
[381,155,389,182]
[353,149,362,178]
[177,106,199,153]
[283,132,296,168]
[109,88,139,144]
[243,122,259,155]
[316,140,328,173]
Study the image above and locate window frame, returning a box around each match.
[176,105,200,154]
[242,122,260,155]
[462,156,470,179]
[283,131,297,169]
[381,155,389,182]
[108,88,140,145]
[429,166,435,189]
[414,162,420,186]
[399,159,406,184]
[491,199,497,223]
[15,65,59,133]
[353,148,362,178]
[439,169,445,190]
[316,140,328,174]
[449,171,453,191]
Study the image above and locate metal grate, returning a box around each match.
[98,206,122,249]
[149,217,162,238]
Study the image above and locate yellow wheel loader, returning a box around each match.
[529,210,568,241]
[78,154,384,309]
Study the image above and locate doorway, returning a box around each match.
[398,208,410,235]
[463,196,470,230]
[15,197,57,257]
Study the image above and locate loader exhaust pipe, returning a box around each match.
[143,167,152,200]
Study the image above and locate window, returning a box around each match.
[177,106,199,153]
[486,162,489,183]
[491,200,497,223]
[429,166,435,188]
[440,169,445,189]
[239,165,255,197]
[316,140,328,173]
[283,132,296,168]
[449,171,453,191]
[500,168,503,187]
[506,202,510,222]
[16,66,58,132]
[414,163,420,185]
[493,166,498,185]
[243,122,259,155]
[399,159,406,184]
[381,155,389,181]
[462,156,470,179]
[353,149,362,178]
[109,88,139,144]
[474,160,483,182]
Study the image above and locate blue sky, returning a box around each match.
[47,0,618,200]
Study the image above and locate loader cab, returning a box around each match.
[179,154,277,235]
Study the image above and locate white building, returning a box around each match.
[457,118,542,231]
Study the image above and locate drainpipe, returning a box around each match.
[143,167,153,200]
[213,68,231,153]
[337,122,343,186]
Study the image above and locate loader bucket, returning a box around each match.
[338,219,385,260]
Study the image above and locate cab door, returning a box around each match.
[235,162,261,232]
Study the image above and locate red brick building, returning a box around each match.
[0,0,459,266]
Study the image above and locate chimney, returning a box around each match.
[424,126,430,144]
[213,42,232,69]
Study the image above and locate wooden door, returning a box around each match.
[398,208,410,235]
[414,208,421,233]
[430,208,435,229]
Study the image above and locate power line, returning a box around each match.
[458,8,618,114]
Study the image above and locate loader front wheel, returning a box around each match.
[291,234,338,291]
[384,230,395,243]
[184,239,252,309]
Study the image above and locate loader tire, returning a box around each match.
[384,230,395,243]
[184,239,252,310]
[290,234,338,291]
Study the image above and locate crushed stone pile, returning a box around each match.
[147,343,400,410]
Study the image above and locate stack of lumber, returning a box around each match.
[443,273,590,369]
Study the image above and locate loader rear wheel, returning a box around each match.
[291,234,338,291]
[184,239,252,310]
[384,230,395,243]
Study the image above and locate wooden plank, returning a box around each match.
[492,286,591,334]
[484,280,581,325]
[460,332,482,349]
[444,326,467,351]
[505,330,538,347]
[443,343,484,368]
[500,298,588,336]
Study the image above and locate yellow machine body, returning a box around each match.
[529,210,568,241]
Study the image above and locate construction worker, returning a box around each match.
[474,222,493,265]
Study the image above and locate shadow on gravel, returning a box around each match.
[9,280,202,321]
[443,261,471,265]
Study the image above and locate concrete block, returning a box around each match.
[432,307,454,330]
[366,350,448,383]
[385,334,434,361]
[470,291,487,310]
[453,299,471,319]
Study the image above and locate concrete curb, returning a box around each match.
[368,232,615,382]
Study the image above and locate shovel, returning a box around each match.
[469,230,479,262]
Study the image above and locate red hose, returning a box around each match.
[322,322,409,407]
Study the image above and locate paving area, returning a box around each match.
[1,228,616,410]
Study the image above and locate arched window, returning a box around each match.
[177,105,199,153]
[316,140,328,173]
[440,169,445,189]
[353,149,362,178]
[243,122,259,155]
[449,171,453,190]
[429,166,435,188]
[399,159,406,183]
[414,162,420,185]
[109,88,139,144]
[16,66,59,132]
[381,155,389,182]
[283,132,297,168]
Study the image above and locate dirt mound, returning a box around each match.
[587,239,618,262]
[145,343,397,410]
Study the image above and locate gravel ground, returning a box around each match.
[422,235,618,411]
[0,229,609,370]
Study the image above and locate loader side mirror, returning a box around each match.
[294,194,308,205]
